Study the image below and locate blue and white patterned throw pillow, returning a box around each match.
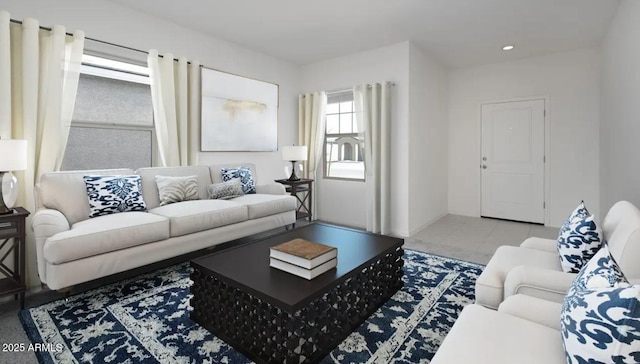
[558,212,603,273]
[221,167,256,194]
[561,201,590,229]
[557,201,590,249]
[565,244,626,296]
[561,245,640,364]
[84,175,147,218]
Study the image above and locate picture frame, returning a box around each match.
[200,67,279,151]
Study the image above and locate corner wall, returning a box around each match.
[448,49,601,226]
[600,0,640,213]
[408,44,449,235]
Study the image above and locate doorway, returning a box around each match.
[480,99,545,224]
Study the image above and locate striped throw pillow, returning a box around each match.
[155,175,199,206]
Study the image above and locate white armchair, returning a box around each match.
[431,295,566,364]
[475,200,640,309]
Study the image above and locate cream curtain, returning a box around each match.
[147,50,200,167]
[0,11,84,285]
[298,92,327,220]
[354,83,392,234]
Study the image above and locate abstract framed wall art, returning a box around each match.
[201,67,279,151]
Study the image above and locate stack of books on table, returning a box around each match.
[269,238,338,280]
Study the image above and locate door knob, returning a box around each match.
[482,157,487,161]
[482,165,488,169]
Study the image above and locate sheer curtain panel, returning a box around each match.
[0,12,84,182]
[0,11,84,285]
[147,50,201,167]
[298,92,327,220]
[354,83,392,234]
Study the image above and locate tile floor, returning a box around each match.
[405,214,559,265]
[0,214,559,364]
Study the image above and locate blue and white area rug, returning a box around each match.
[20,250,483,363]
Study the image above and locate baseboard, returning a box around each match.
[408,213,448,237]
[317,218,366,231]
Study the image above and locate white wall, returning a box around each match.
[4,0,301,287]
[448,49,601,226]
[408,44,448,235]
[600,0,640,213]
[300,42,410,235]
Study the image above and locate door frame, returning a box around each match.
[476,96,550,226]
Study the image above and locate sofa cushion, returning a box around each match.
[137,166,212,209]
[475,245,561,309]
[149,200,248,237]
[430,304,565,364]
[43,212,170,264]
[229,194,296,219]
[83,175,147,217]
[560,245,640,364]
[498,294,563,331]
[155,175,199,206]
[221,166,256,194]
[38,168,135,225]
[207,178,244,200]
[557,214,603,273]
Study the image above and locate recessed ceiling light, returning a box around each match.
[502,45,515,51]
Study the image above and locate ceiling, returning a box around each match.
[106,0,620,68]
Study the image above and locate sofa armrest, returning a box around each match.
[498,294,563,331]
[504,265,576,304]
[33,208,70,238]
[256,183,286,195]
[32,209,70,284]
[520,237,557,253]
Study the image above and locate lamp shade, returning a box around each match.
[0,139,28,171]
[282,145,308,161]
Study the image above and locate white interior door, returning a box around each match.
[481,99,545,223]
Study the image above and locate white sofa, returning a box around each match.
[32,163,296,290]
[475,200,640,309]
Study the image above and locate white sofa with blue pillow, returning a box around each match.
[32,163,296,291]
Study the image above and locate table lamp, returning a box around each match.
[282,145,307,181]
[0,139,27,214]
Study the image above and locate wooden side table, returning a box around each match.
[275,179,314,222]
[0,207,30,309]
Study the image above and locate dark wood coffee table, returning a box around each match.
[190,223,404,364]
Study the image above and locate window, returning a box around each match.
[324,91,365,180]
[60,54,154,171]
